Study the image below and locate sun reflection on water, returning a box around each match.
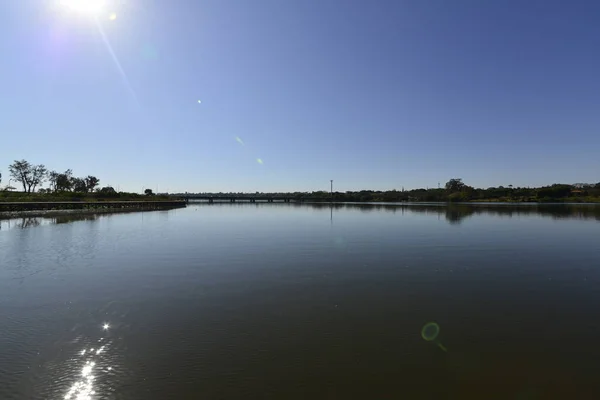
[64,323,113,400]
[64,361,96,400]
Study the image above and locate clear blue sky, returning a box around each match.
[1,0,599,193]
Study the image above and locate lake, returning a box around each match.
[1,203,600,399]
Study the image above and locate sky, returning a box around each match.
[1,0,599,193]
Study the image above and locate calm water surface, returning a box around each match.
[1,203,600,399]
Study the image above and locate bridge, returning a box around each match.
[183,195,323,203]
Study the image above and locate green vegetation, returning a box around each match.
[0,190,173,202]
[0,159,174,202]
[260,179,600,203]
[186,179,600,203]
[2,160,598,204]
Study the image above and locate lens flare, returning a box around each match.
[256,158,264,165]
[421,322,439,341]
[60,0,106,15]
[94,20,140,108]
[421,322,447,352]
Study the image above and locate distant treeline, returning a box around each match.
[182,179,600,203]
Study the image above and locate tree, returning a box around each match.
[85,176,100,192]
[48,171,59,192]
[8,160,47,193]
[144,188,154,196]
[445,178,465,193]
[9,160,31,192]
[30,164,48,193]
[99,186,117,196]
[56,170,73,192]
[71,177,87,193]
[536,184,572,200]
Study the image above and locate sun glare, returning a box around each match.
[60,0,106,15]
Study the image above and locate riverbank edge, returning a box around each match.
[0,205,185,220]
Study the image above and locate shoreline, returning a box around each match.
[0,206,183,220]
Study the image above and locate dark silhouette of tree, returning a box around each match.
[536,184,572,200]
[85,176,100,192]
[29,165,47,193]
[99,186,117,195]
[144,188,154,196]
[71,177,87,193]
[9,160,31,192]
[56,170,73,192]
[445,178,465,193]
[48,171,59,192]
[8,160,47,193]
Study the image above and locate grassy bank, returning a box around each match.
[0,191,179,202]
[0,205,183,220]
[0,191,186,218]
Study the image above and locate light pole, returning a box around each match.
[330,180,333,202]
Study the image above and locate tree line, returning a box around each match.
[184,178,600,203]
[2,161,598,203]
[1,159,117,195]
[312,178,600,202]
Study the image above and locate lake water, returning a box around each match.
[1,203,600,399]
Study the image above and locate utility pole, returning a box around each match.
[330,180,333,202]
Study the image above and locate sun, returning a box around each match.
[60,0,106,15]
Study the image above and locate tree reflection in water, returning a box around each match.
[300,202,600,225]
[1,203,599,230]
